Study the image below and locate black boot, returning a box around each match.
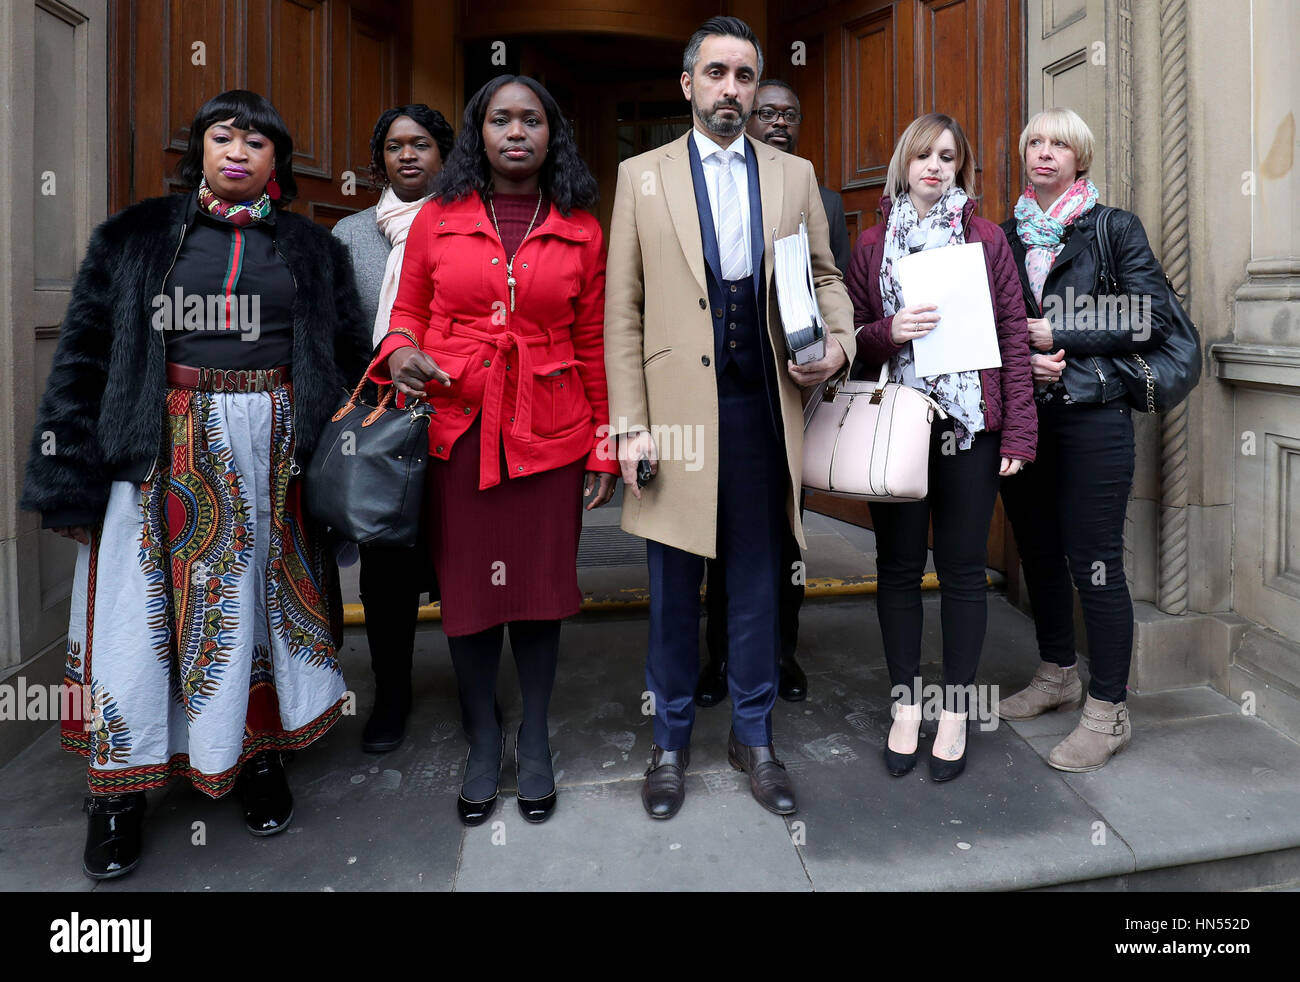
[82,792,145,880]
[236,751,294,836]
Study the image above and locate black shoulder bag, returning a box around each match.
[304,362,432,546]
[1093,206,1202,412]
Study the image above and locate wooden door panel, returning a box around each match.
[843,8,896,191]
[112,0,411,223]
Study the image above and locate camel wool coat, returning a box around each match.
[604,131,855,558]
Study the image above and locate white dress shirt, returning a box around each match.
[692,128,752,278]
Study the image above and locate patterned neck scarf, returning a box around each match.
[878,188,984,450]
[1013,176,1098,304]
[198,176,272,227]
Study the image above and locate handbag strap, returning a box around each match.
[866,362,948,419]
[1093,206,1120,295]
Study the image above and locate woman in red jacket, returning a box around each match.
[845,112,1036,782]
[370,76,618,826]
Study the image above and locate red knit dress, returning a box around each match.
[428,192,586,637]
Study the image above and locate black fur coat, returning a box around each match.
[21,193,371,527]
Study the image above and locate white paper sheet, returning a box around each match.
[894,241,1001,378]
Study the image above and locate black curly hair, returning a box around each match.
[367,104,456,188]
[433,74,597,216]
[175,89,298,207]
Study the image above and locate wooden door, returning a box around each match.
[109,0,412,227]
[768,0,1024,574]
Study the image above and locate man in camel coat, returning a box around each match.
[604,15,855,820]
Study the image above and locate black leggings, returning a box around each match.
[1000,399,1135,702]
[869,421,1002,711]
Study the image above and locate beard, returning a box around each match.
[692,94,749,139]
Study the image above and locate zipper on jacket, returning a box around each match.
[273,240,302,476]
[145,221,191,485]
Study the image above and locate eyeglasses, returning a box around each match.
[756,108,802,124]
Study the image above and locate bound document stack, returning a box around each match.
[774,216,826,365]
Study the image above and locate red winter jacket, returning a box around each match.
[845,196,1037,462]
[370,192,619,489]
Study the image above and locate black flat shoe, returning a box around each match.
[883,745,917,777]
[694,658,728,708]
[236,751,294,835]
[514,727,557,824]
[82,792,145,880]
[361,683,412,754]
[457,728,505,827]
[778,653,808,702]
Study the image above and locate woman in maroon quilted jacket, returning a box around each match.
[845,112,1036,784]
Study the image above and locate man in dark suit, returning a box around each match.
[604,16,854,820]
[696,78,854,710]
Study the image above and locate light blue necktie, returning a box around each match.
[714,150,748,281]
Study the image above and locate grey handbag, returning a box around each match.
[304,365,432,546]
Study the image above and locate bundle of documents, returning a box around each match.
[774,216,826,365]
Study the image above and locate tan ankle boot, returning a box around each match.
[1048,696,1131,772]
[995,661,1083,720]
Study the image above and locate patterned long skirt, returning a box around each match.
[60,385,346,797]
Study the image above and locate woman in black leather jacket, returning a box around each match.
[995,107,1175,772]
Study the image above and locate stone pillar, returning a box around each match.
[1209,0,1300,739]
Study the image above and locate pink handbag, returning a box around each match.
[802,364,947,502]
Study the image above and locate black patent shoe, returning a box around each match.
[236,751,294,836]
[361,684,412,754]
[457,728,505,827]
[82,792,145,880]
[514,727,557,824]
[694,658,728,708]
[778,653,808,702]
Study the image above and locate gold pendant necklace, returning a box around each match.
[488,189,544,312]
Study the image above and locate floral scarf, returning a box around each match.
[1013,177,1098,304]
[197,176,272,227]
[879,188,984,450]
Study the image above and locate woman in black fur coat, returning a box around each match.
[21,89,371,881]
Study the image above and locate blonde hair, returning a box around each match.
[883,113,978,202]
[1018,107,1095,176]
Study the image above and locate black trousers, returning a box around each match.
[705,491,805,664]
[869,420,1002,710]
[357,542,433,689]
[1000,399,1135,703]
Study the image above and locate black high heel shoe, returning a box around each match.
[929,713,969,783]
[514,726,557,823]
[883,745,917,777]
[457,727,506,826]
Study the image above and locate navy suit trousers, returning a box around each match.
[646,364,787,750]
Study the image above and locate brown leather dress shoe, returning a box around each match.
[727,729,797,815]
[642,745,689,820]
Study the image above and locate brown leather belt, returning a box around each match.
[166,363,291,393]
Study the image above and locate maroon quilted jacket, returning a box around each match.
[846,196,1037,462]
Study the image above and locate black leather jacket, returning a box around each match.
[1000,206,1174,403]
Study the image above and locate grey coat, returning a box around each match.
[331,205,392,341]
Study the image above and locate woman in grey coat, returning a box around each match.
[332,104,455,752]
